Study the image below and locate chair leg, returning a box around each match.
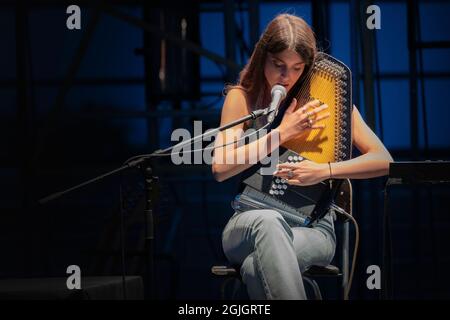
[230,278,241,300]
[303,276,323,300]
[221,277,240,300]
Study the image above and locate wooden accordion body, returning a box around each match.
[236,52,353,227]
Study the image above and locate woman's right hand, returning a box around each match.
[276,98,330,143]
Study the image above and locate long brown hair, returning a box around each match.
[226,14,317,109]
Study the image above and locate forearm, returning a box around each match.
[330,151,394,179]
[212,129,282,181]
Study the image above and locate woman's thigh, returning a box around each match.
[222,209,292,265]
[292,226,336,272]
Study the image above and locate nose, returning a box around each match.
[280,67,288,79]
[279,69,290,83]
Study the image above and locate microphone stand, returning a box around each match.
[39,105,274,299]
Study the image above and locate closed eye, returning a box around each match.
[272,60,284,68]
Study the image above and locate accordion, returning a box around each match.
[234,52,353,227]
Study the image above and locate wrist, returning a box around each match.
[327,162,334,179]
[321,162,333,180]
[320,163,329,180]
[275,126,292,144]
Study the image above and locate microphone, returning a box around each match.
[266,84,287,123]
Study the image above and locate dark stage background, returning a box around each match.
[1,0,450,300]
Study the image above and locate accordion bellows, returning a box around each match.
[281,52,353,163]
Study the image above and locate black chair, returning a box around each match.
[212,179,353,300]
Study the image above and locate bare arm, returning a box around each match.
[329,106,393,179]
[211,89,282,182]
[275,106,393,185]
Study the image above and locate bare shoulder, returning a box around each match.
[351,105,365,144]
[351,105,390,155]
[223,88,250,110]
[352,105,362,120]
[220,88,252,126]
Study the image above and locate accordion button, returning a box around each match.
[275,178,280,183]
[281,179,287,184]
[279,190,285,195]
[269,190,274,195]
[288,156,293,161]
[277,185,283,189]
[273,190,279,195]
[283,184,288,189]
[272,184,277,189]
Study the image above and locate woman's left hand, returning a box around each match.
[273,160,329,186]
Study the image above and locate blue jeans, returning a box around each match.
[222,209,336,300]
